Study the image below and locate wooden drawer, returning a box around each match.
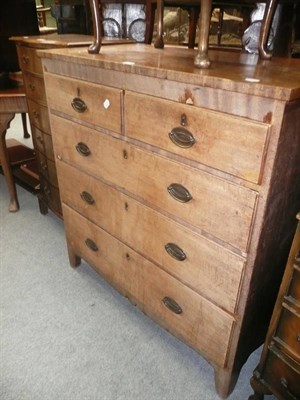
[288,265,300,303]
[263,345,300,400]
[27,99,51,134]
[40,176,61,215]
[62,204,234,368]
[16,45,43,74]
[275,306,300,361]
[32,126,55,161]
[51,115,257,252]
[57,161,245,313]
[38,153,58,187]
[125,92,270,184]
[23,72,47,104]
[45,73,122,134]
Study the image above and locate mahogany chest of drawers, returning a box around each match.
[11,34,93,217]
[40,45,300,398]
[249,212,300,400]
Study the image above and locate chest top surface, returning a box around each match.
[38,44,300,101]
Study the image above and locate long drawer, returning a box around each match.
[45,73,122,134]
[51,115,257,252]
[125,91,270,184]
[63,204,234,368]
[57,161,245,313]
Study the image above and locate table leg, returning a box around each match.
[0,114,19,212]
[194,0,212,68]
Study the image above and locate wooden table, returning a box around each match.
[0,86,27,212]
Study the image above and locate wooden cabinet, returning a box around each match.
[11,34,94,217]
[40,44,300,398]
[249,212,300,400]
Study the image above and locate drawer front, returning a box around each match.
[62,204,234,368]
[40,176,62,215]
[23,72,47,104]
[125,92,270,184]
[45,73,122,134]
[38,153,58,187]
[51,115,257,251]
[16,45,43,74]
[32,126,55,161]
[275,306,300,361]
[263,347,300,400]
[57,161,245,313]
[289,266,300,303]
[27,99,51,133]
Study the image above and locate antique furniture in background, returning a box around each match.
[0,86,28,212]
[40,44,300,398]
[11,34,94,218]
[249,212,300,400]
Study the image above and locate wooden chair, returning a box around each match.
[150,0,256,49]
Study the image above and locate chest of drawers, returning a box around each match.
[249,212,300,400]
[40,45,300,398]
[11,34,94,217]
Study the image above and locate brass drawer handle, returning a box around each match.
[169,127,195,148]
[280,377,297,400]
[71,97,87,113]
[22,55,29,64]
[162,297,183,314]
[76,142,91,157]
[80,191,95,205]
[167,183,192,203]
[85,238,98,252]
[165,243,186,261]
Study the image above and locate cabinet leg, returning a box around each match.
[38,196,48,215]
[214,367,239,399]
[67,243,81,268]
[249,370,272,400]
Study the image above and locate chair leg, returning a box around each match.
[21,113,30,139]
[258,0,278,59]
[194,0,212,68]
[188,7,200,49]
[0,114,19,212]
[154,0,164,48]
[145,0,155,44]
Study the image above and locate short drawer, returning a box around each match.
[44,73,122,134]
[51,115,257,252]
[62,204,234,368]
[16,45,43,74]
[38,153,58,187]
[23,72,47,104]
[124,91,270,184]
[32,126,55,161]
[27,99,51,133]
[57,161,245,313]
[263,345,300,400]
[275,306,300,361]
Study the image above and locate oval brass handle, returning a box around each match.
[167,183,192,203]
[85,238,98,252]
[169,127,195,148]
[162,297,183,314]
[80,191,95,205]
[165,243,186,261]
[76,142,91,157]
[71,97,87,113]
[280,377,297,400]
